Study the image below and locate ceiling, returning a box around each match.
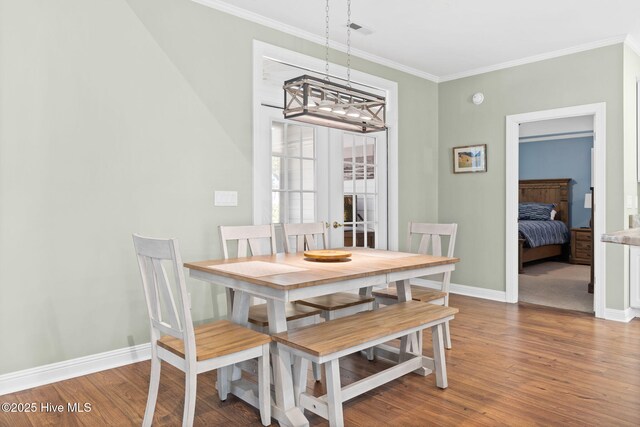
[198,0,640,81]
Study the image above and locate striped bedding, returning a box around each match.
[518,220,570,248]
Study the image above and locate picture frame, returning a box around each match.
[453,144,487,173]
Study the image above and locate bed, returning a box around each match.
[518,178,572,273]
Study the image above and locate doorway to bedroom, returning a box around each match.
[516,116,594,313]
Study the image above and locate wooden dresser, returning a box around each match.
[570,227,592,265]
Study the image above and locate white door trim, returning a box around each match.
[505,103,606,318]
[252,40,399,250]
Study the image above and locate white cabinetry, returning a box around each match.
[629,246,640,308]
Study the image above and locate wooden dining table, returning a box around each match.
[185,247,459,427]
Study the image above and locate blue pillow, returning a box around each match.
[519,203,555,221]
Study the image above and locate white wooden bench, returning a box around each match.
[272,301,458,427]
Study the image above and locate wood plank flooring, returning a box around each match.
[1,295,639,426]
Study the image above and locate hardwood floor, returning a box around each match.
[2,295,639,426]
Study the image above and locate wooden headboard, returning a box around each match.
[519,178,572,228]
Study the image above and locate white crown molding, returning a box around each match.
[411,278,507,302]
[0,343,151,396]
[190,0,439,82]
[625,34,640,57]
[439,35,628,82]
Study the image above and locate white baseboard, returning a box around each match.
[603,307,640,323]
[0,343,151,396]
[411,278,507,302]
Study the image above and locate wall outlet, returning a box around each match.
[215,191,238,207]
[627,195,634,209]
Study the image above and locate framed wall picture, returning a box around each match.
[453,144,487,173]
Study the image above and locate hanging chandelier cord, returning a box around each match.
[325,0,330,81]
[347,0,351,87]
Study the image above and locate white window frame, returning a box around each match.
[252,40,399,250]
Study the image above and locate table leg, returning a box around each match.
[226,291,251,385]
[395,279,411,302]
[358,286,373,297]
[395,280,413,359]
[267,299,309,427]
[359,286,375,360]
[395,280,429,375]
[432,323,448,388]
[230,290,251,325]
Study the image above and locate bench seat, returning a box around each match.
[295,292,375,315]
[372,285,447,303]
[273,301,456,358]
[247,302,321,328]
[273,301,457,427]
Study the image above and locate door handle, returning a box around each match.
[333,221,343,229]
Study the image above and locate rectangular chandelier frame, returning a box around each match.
[283,75,386,133]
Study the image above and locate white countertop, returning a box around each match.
[601,228,640,246]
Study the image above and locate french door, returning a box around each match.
[256,107,387,250]
[326,129,387,249]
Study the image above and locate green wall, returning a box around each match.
[0,0,438,374]
[438,45,628,309]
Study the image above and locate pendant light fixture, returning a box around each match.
[283,0,386,133]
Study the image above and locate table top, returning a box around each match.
[184,247,459,291]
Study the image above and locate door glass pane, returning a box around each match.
[354,163,365,181]
[366,138,375,165]
[344,195,354,223]
[272,122,284,155]
[356,195,365,222]
[289,192,301,223]
[287,158,301,190]
[355,223,365,248]
[366,167,376,193]
[272,157,283,190]
[367,222,377,248]
[272,192,284,223]
[302,159,314,191]
[343,162,353,183]
[303,193,315,223]
[366,195,376,222]
[287,126,301,157]
[302,127,314,158]
[354,137,364,163]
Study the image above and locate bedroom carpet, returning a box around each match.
[518,261,593,313]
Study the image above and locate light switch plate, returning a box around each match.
[215,191,238,207]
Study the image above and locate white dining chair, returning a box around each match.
[133,234,271,427]
[219,224,323,381]
[372,222,458,349]
[283,222,375,322]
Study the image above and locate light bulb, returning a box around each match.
[346,107,361,118]
[360,111,373,121]
[318,100,334,111]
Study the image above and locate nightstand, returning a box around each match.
[570,227,592,265]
